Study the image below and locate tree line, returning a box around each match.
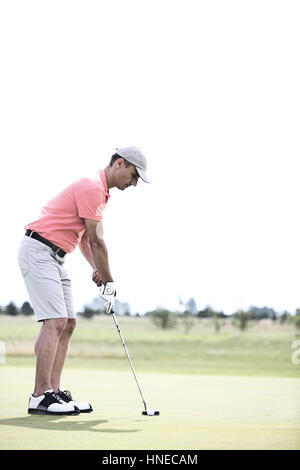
[147,307,300,331]
[1,299,300,331]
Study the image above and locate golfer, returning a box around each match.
[18,147,149,415]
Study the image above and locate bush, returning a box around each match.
[182,312,195,333]
[78,307,96,319]
[232,310,250,331]
[213,314,221,333]
[5,302,19,316]
[20,301,34,316]
[149,309,177,330]
[295,309,300,330]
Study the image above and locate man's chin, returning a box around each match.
[117,182,131,190]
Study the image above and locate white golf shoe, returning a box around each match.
[57,389,93,413]
[28,389,80,415]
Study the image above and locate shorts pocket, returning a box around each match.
[18,246,30,277]
[27,248,55,271]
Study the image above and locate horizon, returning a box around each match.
[1,298,298,317]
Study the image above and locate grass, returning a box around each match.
[0,315,299,450]
[0,314,299,377]
[0,367,299,450]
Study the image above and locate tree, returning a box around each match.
[5,302,18,316]
[279,311,294,324]
[182,311,195,333]
[279,311,288,324]
[295,309,300,330]
[86,297,105,315]
[20,301,34,316]
[213,313,221,333]
[185,297,197,315]
[247,306,277,320]
[149,309,177,330]
[197,306,215,318]
[232,310,250,331]
[78,307,96,319]
[178,297,197,315]
[114,300,131,316]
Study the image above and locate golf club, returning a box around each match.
[111,310,160,416]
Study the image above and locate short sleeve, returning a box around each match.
[73,178,107,221]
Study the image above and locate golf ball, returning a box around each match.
[147,409,155,416]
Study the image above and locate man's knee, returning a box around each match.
[65,318,77,335]
[45,317,68,335]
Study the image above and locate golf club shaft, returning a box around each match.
[112,312,147,411]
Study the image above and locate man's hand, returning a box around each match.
[92,269,102,287]
[99,281,116,314]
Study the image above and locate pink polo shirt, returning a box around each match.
[25,170,110,253]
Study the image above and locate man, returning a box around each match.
[18,146,149,415]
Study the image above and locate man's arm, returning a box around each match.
[83,218,113,285]
[79,231,102,286]
[78,231,96,270]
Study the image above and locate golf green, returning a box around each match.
[0,366,299,449]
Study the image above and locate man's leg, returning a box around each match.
[33,318,68,397]
[50,315,93,413]
[50,318,77,393]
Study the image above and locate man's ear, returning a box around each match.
[115,158,124,169]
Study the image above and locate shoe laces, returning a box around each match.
[49,391,64,404]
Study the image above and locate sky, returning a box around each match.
[0,0,299,316]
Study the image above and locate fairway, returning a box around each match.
[0,365,299,450]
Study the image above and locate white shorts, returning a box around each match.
[18,235,76,322]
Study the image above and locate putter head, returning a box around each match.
[142,410,160,416]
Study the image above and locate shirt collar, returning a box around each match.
[98,169,110,201]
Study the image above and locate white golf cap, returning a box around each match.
[115,146,150,183]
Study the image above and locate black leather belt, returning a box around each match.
[25,230,66,257]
